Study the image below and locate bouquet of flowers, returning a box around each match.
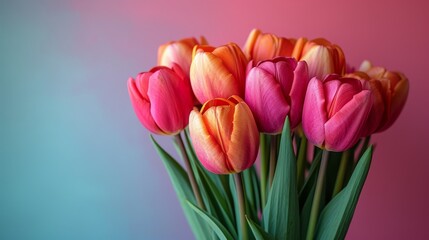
[127,29,409,239]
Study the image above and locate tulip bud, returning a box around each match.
[190,43,248,104]
[245,57,309,133]
[158,36,208,77]
[295,38,346,79]
[243,29,295,64]
[189,96,259,174]
[128,64,194,135]
[362,61,409,132]
[302,75,372,151]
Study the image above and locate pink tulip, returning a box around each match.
[189,96,259,174]
[245,57,309,133]
[345,71,386,137]
[243,29,295,64]
[158,36,208,77]
[294,38,346,79]
[127,64,194,135]
[361,61,409,132]
[302,75,372,151]
[190,43,248,104]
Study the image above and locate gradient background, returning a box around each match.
[1,0,428,239]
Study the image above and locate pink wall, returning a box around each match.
[71,0,429,239]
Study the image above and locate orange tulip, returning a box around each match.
[189,96,259,174]
[243,29,295,64]
[190,43,248,104]
[158,36,208,77]
[360,61,409,132]
[294,38,346,79]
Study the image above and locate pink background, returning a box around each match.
[2,0,428,239]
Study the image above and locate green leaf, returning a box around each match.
[182,130,237,237]
[299,150,322,238]
[151,136,209,239]
[299,150,322,208]
[300,181,316,238]
[315,146,373,240]
[262,118,300,239]
[243,166,261,224]
[247,216,272,240]
[187,201,235,240]
[325,151,342,203]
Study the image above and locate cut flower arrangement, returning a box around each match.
[127,29,409,240]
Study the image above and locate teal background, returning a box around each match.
[1,0,429,239]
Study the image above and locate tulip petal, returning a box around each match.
[326,80,361,118]
[213,43,247,95]
[325,90,371,151]
[302,78,327,147]
[289,61,309,128]
[127,77,163,134]
[378,74,409,132]
[245,67,290,133]
[227,102,259,172]
[301,45,333,79]
[189,110,230,174]
[190,51,241,103]
[148,69,191,134]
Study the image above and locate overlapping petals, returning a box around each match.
[245,57,309,133]
[189,96,259,174]
[128,64,194,135]
[302,75,372,151]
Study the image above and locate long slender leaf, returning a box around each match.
[299,150,322,208]
[262,118,300,239]
[188,201,235,240]
[247,216,272,240]
[243,166,261,224]
[183,130,236,236]
[151,136,209,239]
[315,146,373,240]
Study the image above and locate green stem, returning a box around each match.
[306,149,329,240]
[332,150,350,197]
[260,134,269,208]
[268,135,278,188]
[174,133,205,211]
[234,172,248,240]
[297,135,308,190]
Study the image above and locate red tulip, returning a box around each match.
[128,64,194,135]
[245,57,309,133]
[158,36,208,77]
[190,43,248,104]
[302,75,372,151]
[189,96,259,174]
[243,29,295,64]
[294,38,346,79]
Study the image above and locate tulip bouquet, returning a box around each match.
[127,29,408,240]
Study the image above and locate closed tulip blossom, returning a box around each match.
[189,96,259,174]
[359,61,409,132]
[245,57,309,133]
[302,75,372,151]
[158,36,208,77]
[190,43,248,104]
[243,29,295,64]
[294,38,346,79]
[128,64,194,135]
